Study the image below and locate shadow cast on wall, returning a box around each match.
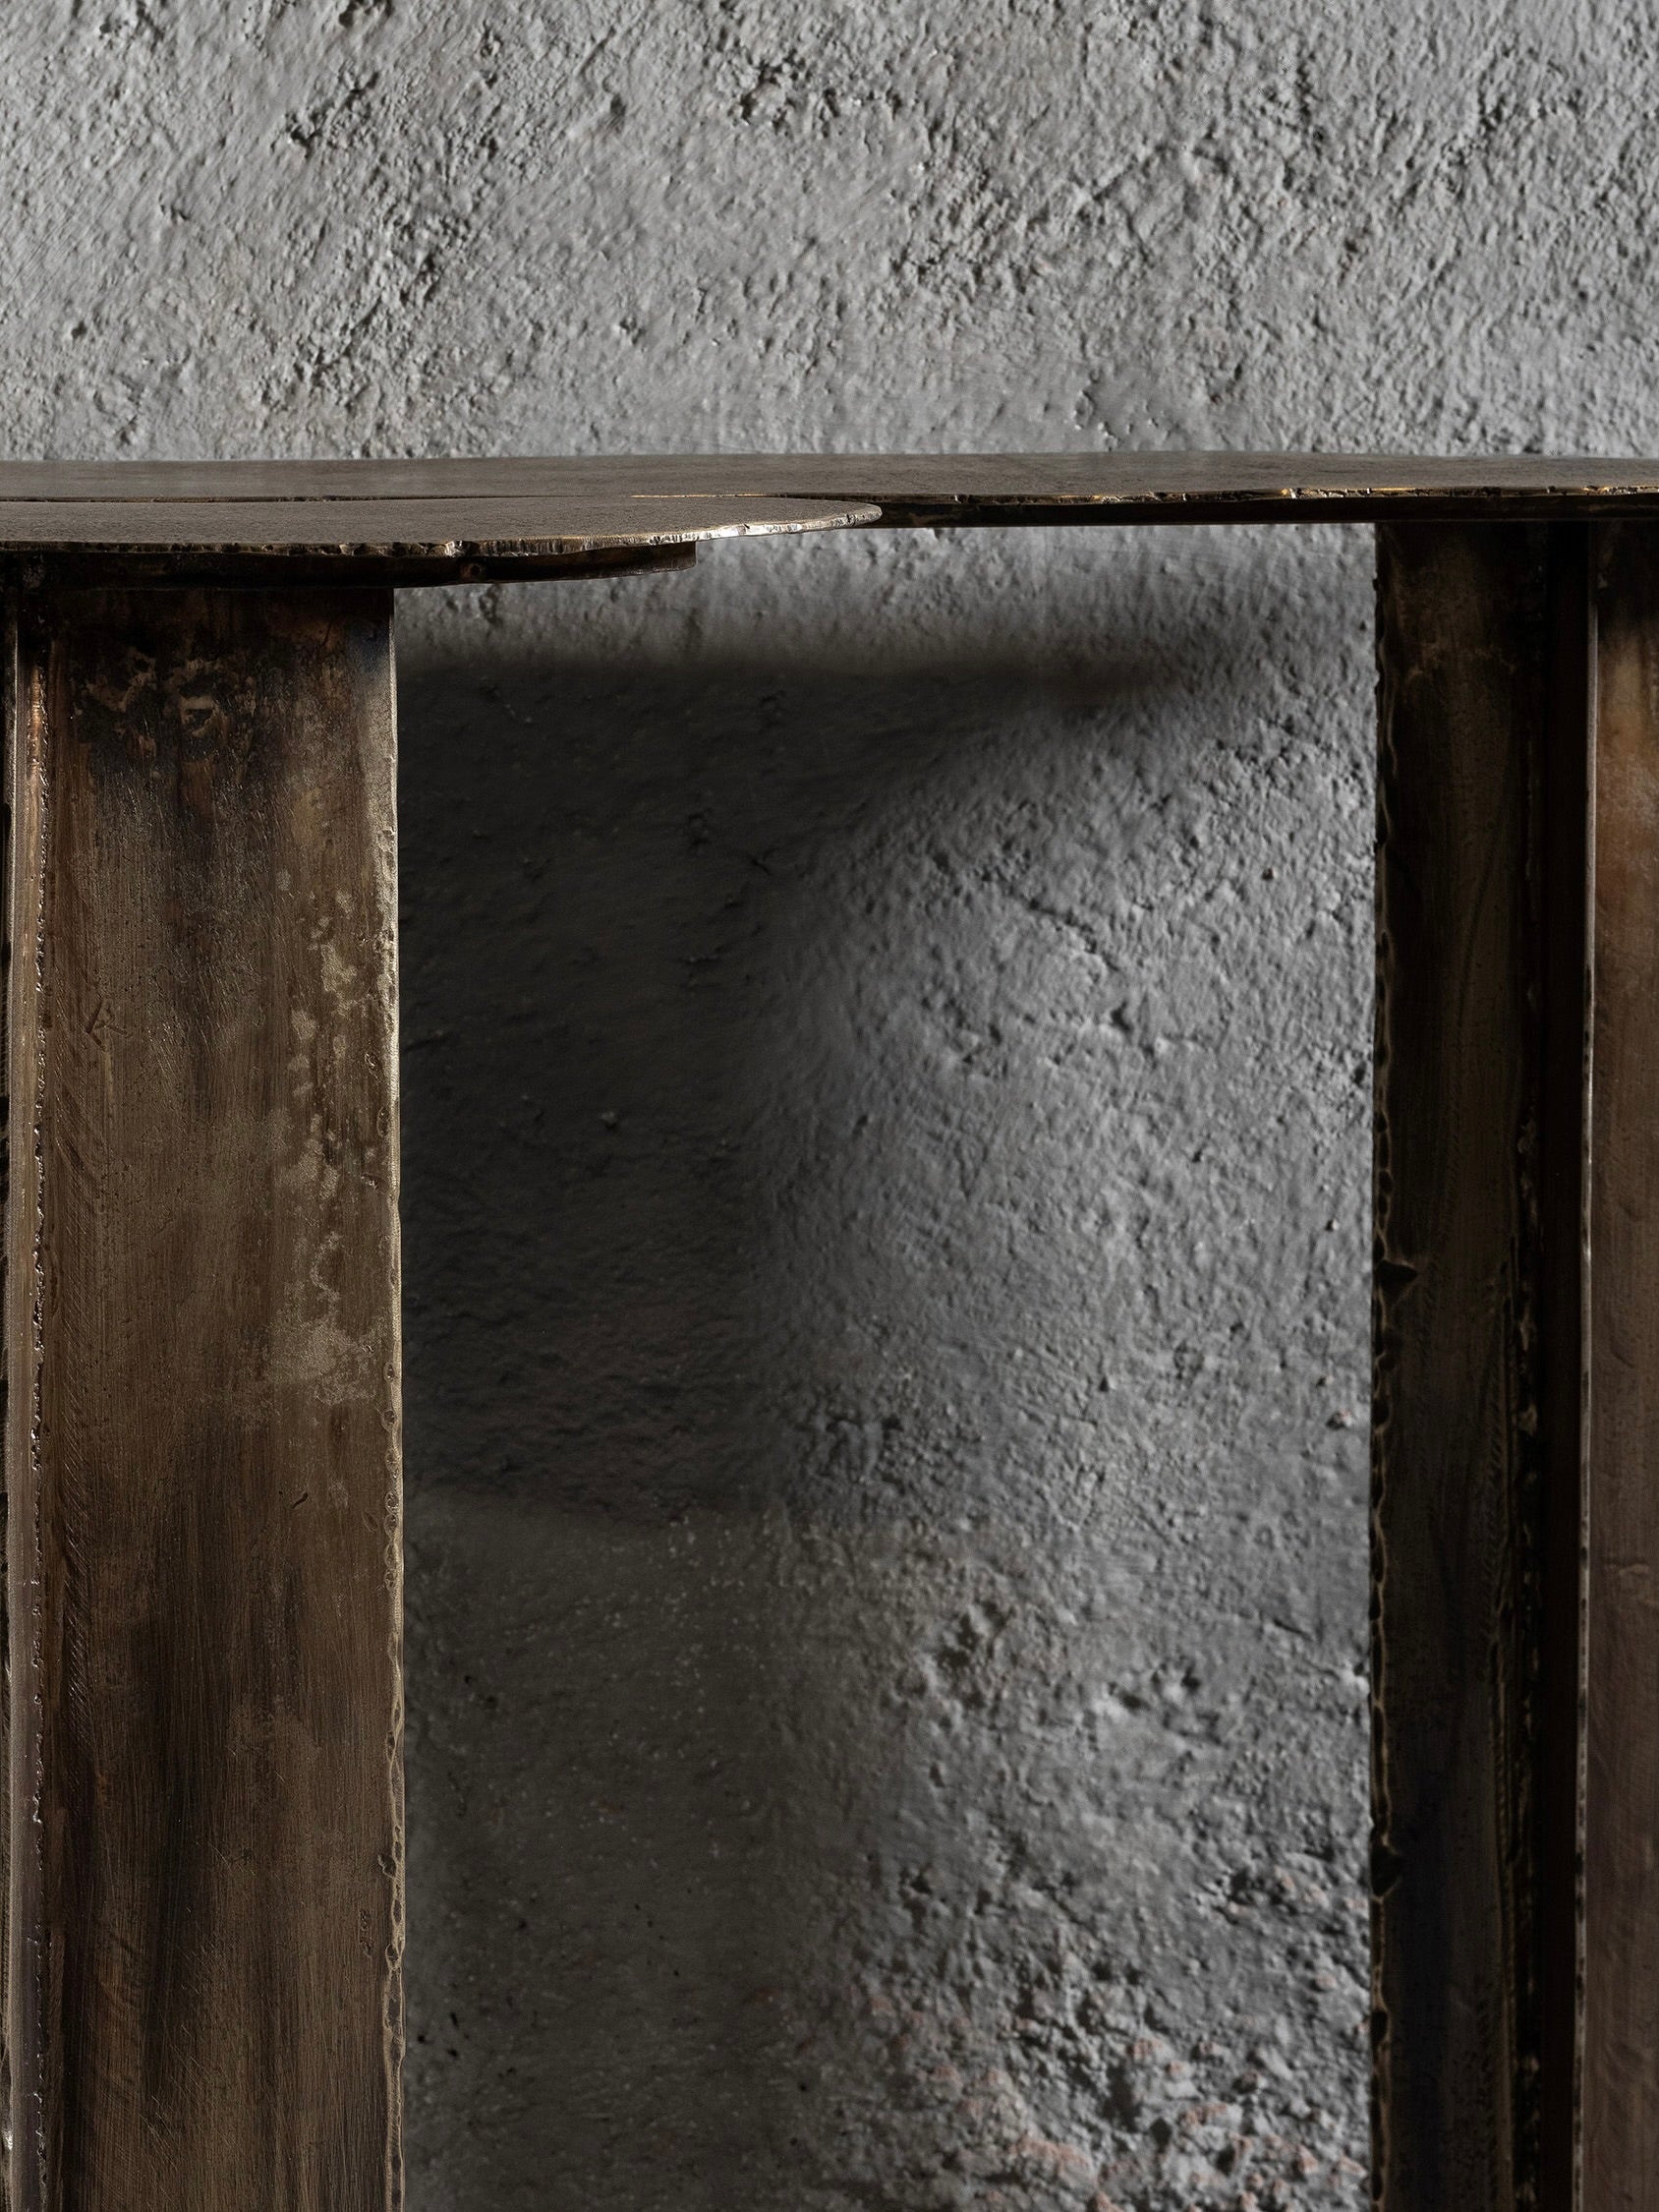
[395,545,1373,2212]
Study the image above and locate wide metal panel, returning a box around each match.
[5,588,403,2212]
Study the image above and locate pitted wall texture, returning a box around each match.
[0,5,1643,2207]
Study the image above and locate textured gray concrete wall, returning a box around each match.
[3,4,1648,2206]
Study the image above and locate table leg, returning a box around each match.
[4,586,403,2212]
[1580,521,1659,2212]
[1376,519,1659,2210]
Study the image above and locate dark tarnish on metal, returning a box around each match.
[1375,518,1659,2212]
[1,589,13,2212]
[5,589,403,2212]
[1372,524,1592,2212]
[1583,522,1659,2212]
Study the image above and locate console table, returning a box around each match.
[4,454,1656,2212]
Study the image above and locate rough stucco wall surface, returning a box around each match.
[0,3,1646,2207]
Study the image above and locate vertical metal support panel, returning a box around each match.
[4,588,402,2212]
[1373,524,1591,2212]
[1584,521,1659,2212]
